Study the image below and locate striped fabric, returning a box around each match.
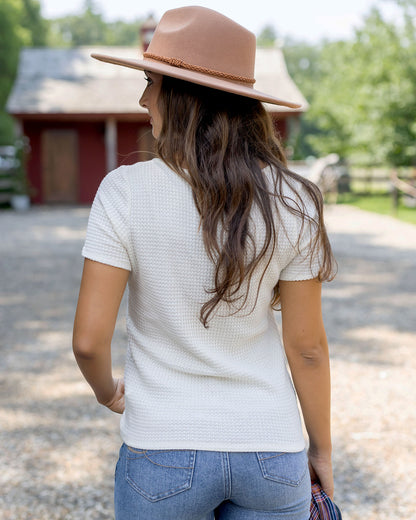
[310,482,342,520]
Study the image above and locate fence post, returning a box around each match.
[390,170,399,215]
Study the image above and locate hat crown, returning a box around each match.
[91,6,301,108]
[146,6,256,83]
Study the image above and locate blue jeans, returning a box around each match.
[114,444,311,519]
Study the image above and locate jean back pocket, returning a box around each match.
[256,450,308,487]
[126,447,196,502]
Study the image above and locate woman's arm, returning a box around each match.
[73,258,129,413]
[279,278,334,498]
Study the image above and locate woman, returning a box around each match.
[73,6,336,520]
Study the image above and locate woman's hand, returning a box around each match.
[102,378,125,414]
[308,449,334,499]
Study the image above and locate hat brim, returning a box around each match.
[91,53,302,109]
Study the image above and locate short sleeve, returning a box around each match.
[82,167,132,271]
[279,210,323,282]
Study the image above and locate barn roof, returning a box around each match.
[7,46,308,116]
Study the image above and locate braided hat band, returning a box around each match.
[143,52,256,85]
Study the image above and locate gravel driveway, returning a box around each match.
[0,204,415,520]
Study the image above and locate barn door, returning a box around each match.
[42,130,78,203]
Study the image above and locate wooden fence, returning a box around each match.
[390,170,416,210]
[290,160,416,207]
[348,167,415,193]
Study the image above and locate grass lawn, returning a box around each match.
[336,192,416,225]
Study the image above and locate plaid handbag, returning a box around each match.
[310,481,342,520]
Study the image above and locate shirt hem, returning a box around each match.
[120,433,306,453]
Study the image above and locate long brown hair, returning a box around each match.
[156,76,336,327]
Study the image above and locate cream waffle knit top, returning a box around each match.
[82,158,322,452]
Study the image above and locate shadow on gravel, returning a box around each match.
[1,480,116,520]
[322,229,416,366]
[0,208,127,371]
[333,438,386,517]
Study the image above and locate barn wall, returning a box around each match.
[78,122,106,204]
[117,121,154,166]
[22,121,43,204]
[274,118,288,142]
[22,120,107,204]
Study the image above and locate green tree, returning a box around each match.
[257,25,278,47]
[308,6,416,166]
[0,1,21,144]
[49,1,107,47]
[47,0,144,47]
[283,39,324,158]
[0,0,47,144]
[21,0,48,46]
[105,20,142,46]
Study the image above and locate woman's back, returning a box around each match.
[82,157,322,452]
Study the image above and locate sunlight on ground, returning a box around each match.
[47,440,118,484]
[346,325,416,350]
[325,205,416,251]
[325,285,367,299]
[0,295,26,305]
[32,225,86,241]
[340,271,396,285]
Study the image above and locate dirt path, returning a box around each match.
[0,204,415,519]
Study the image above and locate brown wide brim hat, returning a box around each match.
[91,6,301,109]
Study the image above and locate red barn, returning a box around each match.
[7,46,307,204]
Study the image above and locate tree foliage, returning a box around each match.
[257,25,278,47]
[20,0,48,46]
[0,0,47,144]
[47,1,143,47]
[283,39,324,159]
[303,5,416,166]
[49,8,107,47]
